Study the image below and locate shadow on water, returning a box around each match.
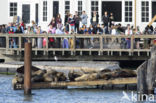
[119,60,145,69]
[23,95,33,102]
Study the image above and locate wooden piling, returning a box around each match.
[24,43,32,95]
[137,46,156,101]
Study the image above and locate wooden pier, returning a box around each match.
[0,34,155,61]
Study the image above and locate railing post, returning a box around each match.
[72,34,76,55]
[131,35,134,55]
[6,35,9,51]
[19,35,22,52]
[46,34,48,55]
[100,35,103,55]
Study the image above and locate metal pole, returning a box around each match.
[24,43,32,95]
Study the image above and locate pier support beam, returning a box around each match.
[137,46,156,101]
[24,43,32,95]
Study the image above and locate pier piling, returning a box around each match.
[137,46,156,101]
[24,43,32,95]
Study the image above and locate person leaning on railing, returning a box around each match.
[25,26,35,47]
[36,28,43,49]
[48,25,56,48]
[125,25,133,49]
[8,28,17,48]
[133,26,142,49]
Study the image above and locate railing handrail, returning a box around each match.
[0,33,156,38]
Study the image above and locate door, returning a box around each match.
[35,4,39,24]
[53,1,59,18]
[152,2,156,22]
[22,4,30,24]
[102,2,122,22]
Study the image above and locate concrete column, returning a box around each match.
[38,0,43,26]
[70,0,76,14]
[30,3,35,24]
[48,0,53,23]
[122,0,125,25]
[99,0,102,24]
[59,0,65,25]
[86,0,91,27]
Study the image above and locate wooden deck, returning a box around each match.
[13,77,137,90]
[0,34,155,61]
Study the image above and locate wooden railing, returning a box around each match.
[0,34,155,56]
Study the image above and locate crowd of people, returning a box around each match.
[0,11,156,49]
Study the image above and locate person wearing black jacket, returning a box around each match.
[64,12,70,32]
[102,11,109,34]
[109,13,114,27]
[91,11,99,27]
[74,11,81,33]
[15,26,23,33]
[96,24,103,34]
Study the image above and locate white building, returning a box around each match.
[0,0,156,31]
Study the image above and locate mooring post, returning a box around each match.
[24,43,32,95]
[137,46,156,101]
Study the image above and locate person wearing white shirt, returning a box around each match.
[111,25,117,35]
[125,25,133,48]
[125,26,133,36]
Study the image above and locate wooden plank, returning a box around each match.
[148,15,156,26]
[14,77,137,90]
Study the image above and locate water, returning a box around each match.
[0,75,148,103]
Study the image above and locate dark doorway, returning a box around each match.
[22,4,30,24]
[152,2,156,22]
[102,2,122,22]
[53,1,59,18]
[35,4,39,24]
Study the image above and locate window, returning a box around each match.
[65,1,70,14]
[43,1,47,22]
[102,2,122,22]
[10,3,17,16]
[141,1,149,22]
[125,1,132,22]
[152,2,156,22]
[78,1,83,16]
[91,1,98,14]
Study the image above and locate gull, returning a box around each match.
[54,56,58,61]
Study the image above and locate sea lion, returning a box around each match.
[68,70,83,81]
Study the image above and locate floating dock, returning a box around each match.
[13,77,137,90]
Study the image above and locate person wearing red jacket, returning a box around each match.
[8,28,17,48]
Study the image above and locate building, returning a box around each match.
[0,0,156,31]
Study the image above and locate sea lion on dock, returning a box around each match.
[68,70,83,81]
[97,72,112,80]
[112,69,137,78]
[16,66,40,74]
[43,70,67,82]
[31,70,46,82]
[75,73,98,81]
